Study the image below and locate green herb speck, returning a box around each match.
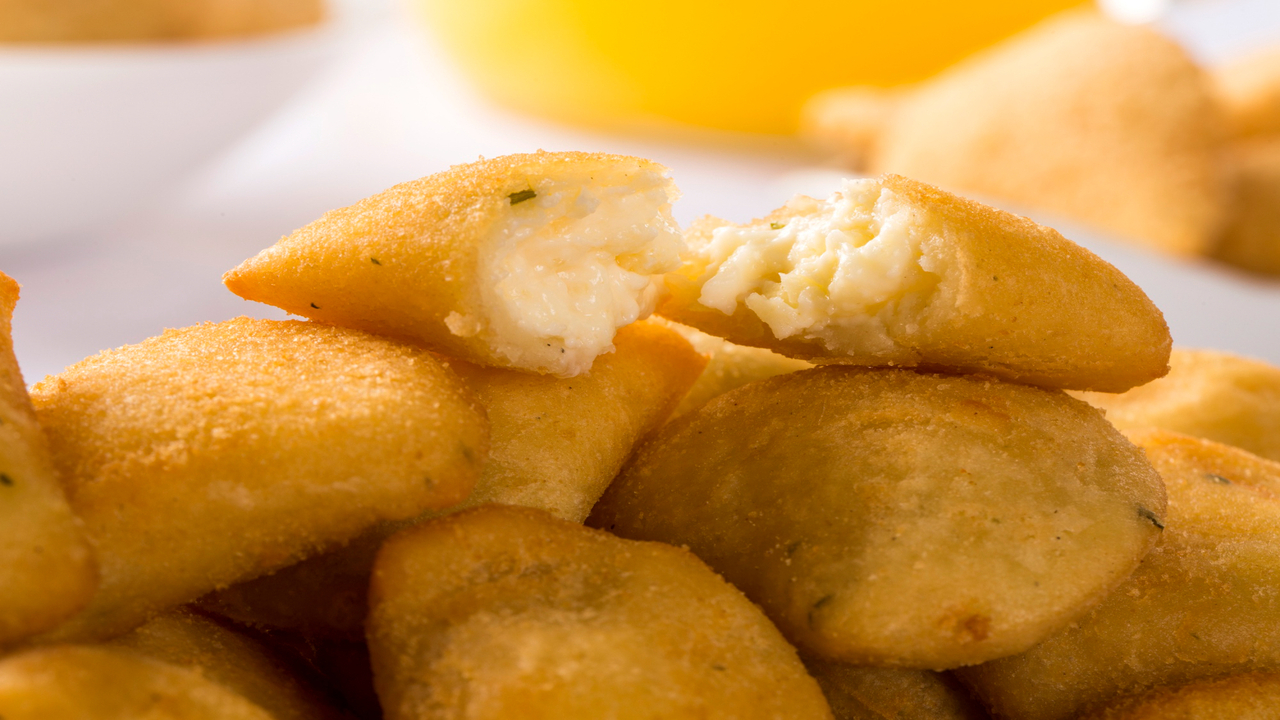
[1138,507,1165,530]
[770,222,786,230]
[310,303,320,309]
[508,189,537,205]
[371,258,382,266]
[1207,473,1232,484]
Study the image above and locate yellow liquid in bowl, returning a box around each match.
[416,0,1086,135]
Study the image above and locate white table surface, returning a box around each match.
[5,0,1280,383]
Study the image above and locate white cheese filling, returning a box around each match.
[475,170,683,376]
[693,179,941,356]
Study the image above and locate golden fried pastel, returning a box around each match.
[802,655,986,720]
[202,320,704,640]
[1076,348,1280,462]
[31,318,487,641]
[109,609,349,720]
[658,174,1170,392]
[960,430,1280,719]
[225,151,684,377]
[590,367,1166,669]
[0,645,274,719]
[0,272,97,647]
[1078,672,1280,720]
[368,506,834,720]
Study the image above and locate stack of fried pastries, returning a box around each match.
[6,150,1276,718]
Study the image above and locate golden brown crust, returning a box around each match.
[199,320,705,640]
[659,174,1171,392]
[870,11,1229,256]
[1212,139,1280,276]
[959,431,1280,720]
[0,645,276,719]
[108,609,350,720]
[224,151,672,374]
[0,0,324,43]
[802,656,987,720]
[1079,672,1280,720]
[590,367,1166,669]
[0,272,98,647]
[367,505,835,720]
[30,317,487,641]
[1075,348,1280,462]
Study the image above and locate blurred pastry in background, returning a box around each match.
[0,0,324,43]
[1075,348,1280,463]
[1214,139,1280,277]
[801,87,902,173]
[1215,45,1280,139]
[803,11,1231,259]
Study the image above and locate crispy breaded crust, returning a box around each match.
[30,317,487,642]
[0,272,97,647]
[1076,348,1280,462]
[659,174,1171,392]
[368,506,834,720]
[960,431,1280,720]
[871,11,1229,256]
[1079,672,1280,720]
[655,320,811,418]
[802,656,987,720]
[224,151,673,374]
[0,646,276,719]
[200,320,704,640]
[591,367,1166,669]
[0,0,324,42]
[108,609,349,720]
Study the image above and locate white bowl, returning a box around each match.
[0,27,337,245]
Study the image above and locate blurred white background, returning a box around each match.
[3,0,1280,382]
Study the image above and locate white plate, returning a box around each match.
[0,26,337,245]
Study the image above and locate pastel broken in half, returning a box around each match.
[224,151,684,377]
[658,174,1170,392]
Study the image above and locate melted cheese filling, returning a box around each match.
[474,169,683,376]
[693,179,942,356]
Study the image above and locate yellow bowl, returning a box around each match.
[416,0,1086,135]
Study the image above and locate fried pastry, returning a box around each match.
[30,318,487,641]
[108,609,349,720]
[0,272,97,647]
[819,11,1229,256]
[658,174,1170,392]
[225,151,684,377]
[202,320,703,640]
[0,645,275,719]
[1076,348,1280,462]
[590,367,1166,669]
[1212,139,1280,276]
[367,506,834,720]
[802,655,986,720]
[959,430,1280,720]
[657,320,811,418]
[1078,672,1280,720]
